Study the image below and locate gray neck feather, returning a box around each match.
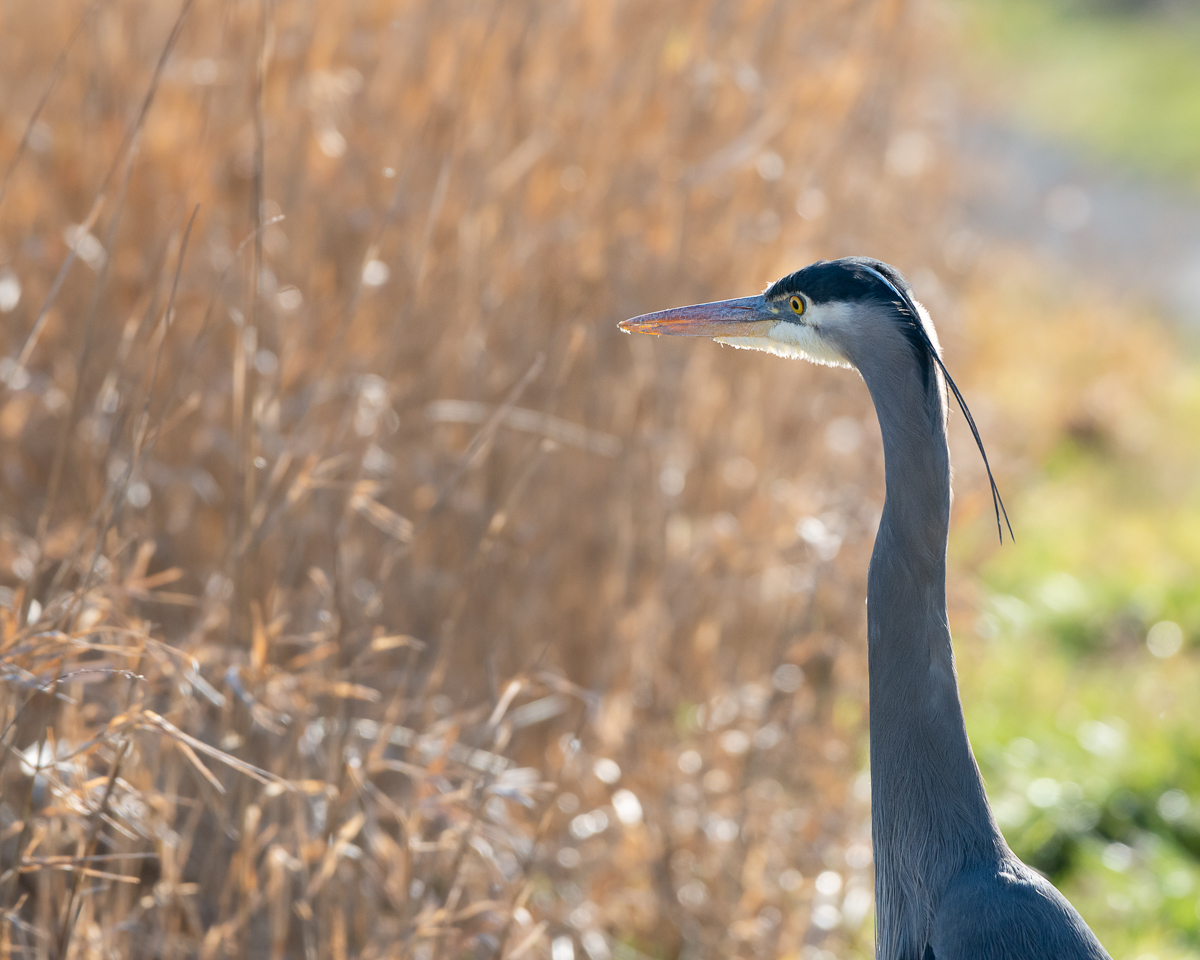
[851,308,1006,960]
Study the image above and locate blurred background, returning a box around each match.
[0,0,1198,957]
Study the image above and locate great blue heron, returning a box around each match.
[619,258,1110,960]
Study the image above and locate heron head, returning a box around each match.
[617,257,938,378]
[619,257,1012,542]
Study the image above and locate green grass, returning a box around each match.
[954,0,1200,188]
[960,631,1200,957]
[980,436,1200,654]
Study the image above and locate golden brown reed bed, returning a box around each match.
[0,0,962,956]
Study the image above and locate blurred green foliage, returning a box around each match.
[961,628,1200,957]
[981,402,1200,655]
[955,0,1200,187]
[952,281,1200,953]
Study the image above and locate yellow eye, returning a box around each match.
[789,296,804,315]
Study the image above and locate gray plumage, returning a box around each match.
[619,258,1110,960]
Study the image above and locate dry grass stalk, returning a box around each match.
[0,0,958,956]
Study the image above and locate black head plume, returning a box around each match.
[856,263,1013,544]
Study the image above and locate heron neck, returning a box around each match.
[861,361,1005,958]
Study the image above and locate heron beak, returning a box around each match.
[618,295,777,339]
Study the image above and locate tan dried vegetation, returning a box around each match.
[0,0,963,957]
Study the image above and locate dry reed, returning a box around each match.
[0,1,963,957]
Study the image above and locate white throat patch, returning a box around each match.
[713,306,852,369]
